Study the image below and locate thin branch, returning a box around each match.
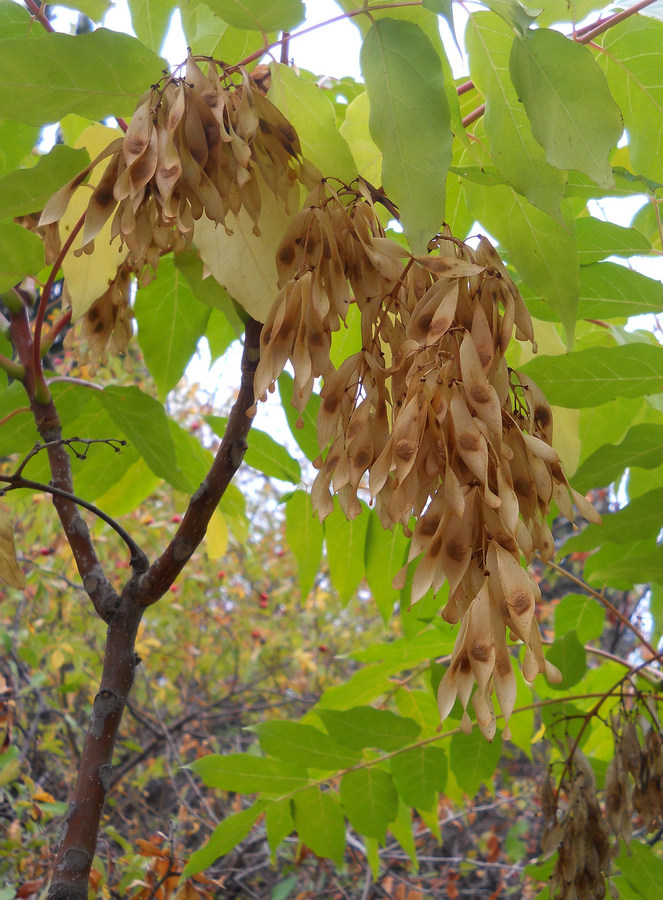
[546,559,658,658]
[575,0,658,44]
[24,0,54,31]
[0,473,147,574]
[462,103,485,128]
[134,318,262,605]
[32,212,85,382]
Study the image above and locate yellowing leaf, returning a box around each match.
[60,123,127,321]
[0,509,26,589]
[194,173,298,323]
[204,508,228,560]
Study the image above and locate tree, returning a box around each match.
[2,0,663,897]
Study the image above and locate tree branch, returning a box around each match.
[134,318,262,604]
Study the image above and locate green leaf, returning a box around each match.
[584,542,663,589]
[205,308,239,361]
[204,0,305,32]
[219,482,249,544]
[135,257,211,400]
[0,30,166,126]
[98,385,189,493]
[389,745,447,810]
[166,420,214,493]
[449,730,502,796]
[278,373,320,462]
[0,119,40,178]
[554,594,604,645]
[565,487,663,553]
[128,0,175,53]
[324,500,369,604]
[340,768,398,840]
[265,799,294,859]
[546,632,587,690]
[520,343,663,408]
[181,4,268,60]
[285,491,323,600]
[182,801,266,876]
[360,18,451,252]
[576,262,663,321]
[466,13,566,221]
[189,753,311,794]
[0,0,41,38]
[267,64,356,183]
[510,29,623,187]
[576,219,652,265]
[256,720,361,771]
[339,93,383,187]
[482,0,536,34]
[395,688,441,738]
[598,17,663,185]
[573,424,663,493]
[351,629,454,667]
[205,416,301,483]
[317,707,420,752]
[461,169,579,342]
[315,663,395,711]
[0,145,89,219]
[174,250,244,335]
[93,458,160,518]
[292,787,345,867]
[364,510,409,625]
[0,223,43,292]
[388,801,419,868]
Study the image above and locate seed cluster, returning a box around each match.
[541,749,613,900]
[605,710,663,842]
[252,184,600,739]
[38,57,317,363]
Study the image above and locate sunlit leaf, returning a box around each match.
[554,594,605,645]
[285,490,323,600]
[317,707,420,752]
[545,632,587,690]
[205,415,301,483]
[128,0,175,53]
[182,801,266,877]
[510,28,623,187]
[256,720,360,770]
[324,499,369,604]
[573,424,663,493]
[0,223,43,292]
[360,18,451,253]
[364,510,409,625]
[204,0,304,32]
[0,30,166,125]
[0,145,89,219]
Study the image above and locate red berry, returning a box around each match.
[260,591,269,601]
[218,570,226,579]
[170,584,179,593]
[190,421,201,431]
[250,629,261,639]
[318,645,329,653]
[171,514,182,524]
[259,599,268,608]
[40,547,54,556]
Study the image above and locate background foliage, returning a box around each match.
[2,0,663,897]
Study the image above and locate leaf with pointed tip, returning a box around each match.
[292,788,345,867]
[364,510,409,625]
[267,63,356,183]
[546,633,586,690]
[128,0,176,53]
[0,30,166,126]
[598,16,663,185]
[466,13,566,221]
[317,707,420,752]
[573,424,663,494]
[324,500,369,604]
[256,720,361,770]
[205,415,300,483]
[565,487,663,553]
[390,745,447,810]
[99,385,189,493]
[182,801,266,877]
[0,145,89,219]
[510,28,623,187]
[360,18,451,253]
[576,219,651,265]
[482,0,536,34]
[278,373,320,462]
[190,753,311,793]
[265,799,293,859]
[584,542,663,590]
[135,257,211,401]
[285,491,323,600]
[520,343,663,408]
[341,768,398,840]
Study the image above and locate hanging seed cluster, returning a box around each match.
[605,709,663,842]
[252,182,600,739]
[540,749,613,900]
[37,56,317,362]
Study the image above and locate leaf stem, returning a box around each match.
[24,0,54,32]
[32,212,85,387]
[575,0,659,44]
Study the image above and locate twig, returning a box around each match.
[0,473,147,573]
[24,0,53,31]
[575,0,658,44]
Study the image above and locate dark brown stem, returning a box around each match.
[46,593,143,900]
[45,318,261,898]
[8,303,119,621]
[134,318,262,604]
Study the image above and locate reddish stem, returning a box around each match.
[24,0,54,31]
[32,213,85,381]
[575,0,658,43]
[462,103,485,128]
